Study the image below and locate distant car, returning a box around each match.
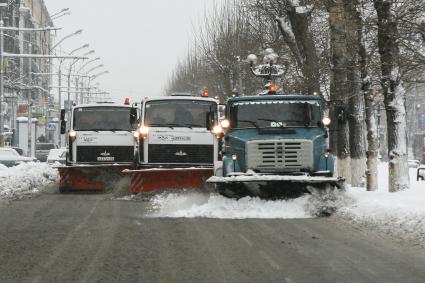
[35,143,58,162]
[11,147,24,156]
[418,166,425,181]
[47,148,67,165]
[408,160,421,168]
[0,148,36,167]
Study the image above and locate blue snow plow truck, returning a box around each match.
[207,94,345,199]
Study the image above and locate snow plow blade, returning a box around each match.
[57,165,131,192]
[123,168,214,193]
[206,174,345,199]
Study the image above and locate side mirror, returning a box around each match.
[130,108,139,129]
[206,112,215,130]
[60,109,66,121]
[218,104,227,120]
[60,120,66,135]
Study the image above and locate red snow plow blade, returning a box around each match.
[57,165,131,192]
[123,168,214,193]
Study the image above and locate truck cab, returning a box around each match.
[63,102,135,165]
[133,96,221,168]
[219,94,334,177]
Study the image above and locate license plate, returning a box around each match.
[97,157,115,161]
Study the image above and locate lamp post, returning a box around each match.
[87,71,109,102]
[67,49,93,104]
[49,30,83,145]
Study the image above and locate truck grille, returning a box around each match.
[76,146,133,163]
[148,144,213,164]
[246,140,313,172]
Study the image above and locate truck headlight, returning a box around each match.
[322,117,331,126]
[138,126,149,140]
[69,131,77,142]
[220,119,230,129]
[212,125,223,139]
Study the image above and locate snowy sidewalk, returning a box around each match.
[0,163,59,199]
[338,163,425,244]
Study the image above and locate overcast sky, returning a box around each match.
[44,0,219,101]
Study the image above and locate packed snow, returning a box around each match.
[0,162,59,199]
[147,162,425,246]
[148,191,315,219]
[337,163,425,245]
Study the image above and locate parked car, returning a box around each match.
[11,147,24,156]
[0,148,36,167]
[47,148,67,165]
[35,143,58,162]
[418,166,425,181]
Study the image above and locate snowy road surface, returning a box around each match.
[1,186,425,282]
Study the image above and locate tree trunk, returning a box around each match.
[357,5,378,191]
[276,0,321,96]
[344,0,366,187]
[327,0,351,183]
[374,0,409,192]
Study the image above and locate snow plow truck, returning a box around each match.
[125,94,221,193]
[206,51,344,199]
[206,93,345,199]
[58,100,135,192]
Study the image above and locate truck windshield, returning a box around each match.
[73,107,132,131]
[144,100,216,128]
[230,100,321,128]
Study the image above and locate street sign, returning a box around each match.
[47,123,57,132]
[419,113,425,130]
[31,106,45,118]
[17,104,28,117]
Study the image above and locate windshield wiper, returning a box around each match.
[148,123,177,129]
[108,129,131,132]
[237,120,260,129]
[181,123,204,129]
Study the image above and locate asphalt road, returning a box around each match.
[1,185,425,283]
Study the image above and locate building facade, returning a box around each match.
[1,0,52,142]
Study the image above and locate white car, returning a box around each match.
[0,148,36,167]
[47,148,67,165]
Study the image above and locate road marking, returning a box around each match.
[30,199,100,283]
[259,250,281,271]
[238,234,253,247]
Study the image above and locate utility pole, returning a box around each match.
[0,19,4,147]
[27,43,32,157]
[58,65,62,146]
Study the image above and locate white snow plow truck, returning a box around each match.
[124,94,221,193]
[58,100,135,192]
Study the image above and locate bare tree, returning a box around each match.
[374,0,410,192]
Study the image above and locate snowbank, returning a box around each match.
[148,191,314,219]
[0,163,59,199]
[337,163,425,245]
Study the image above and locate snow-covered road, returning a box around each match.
[1,161,425,245]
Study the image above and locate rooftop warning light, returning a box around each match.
[268,83,277,94]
